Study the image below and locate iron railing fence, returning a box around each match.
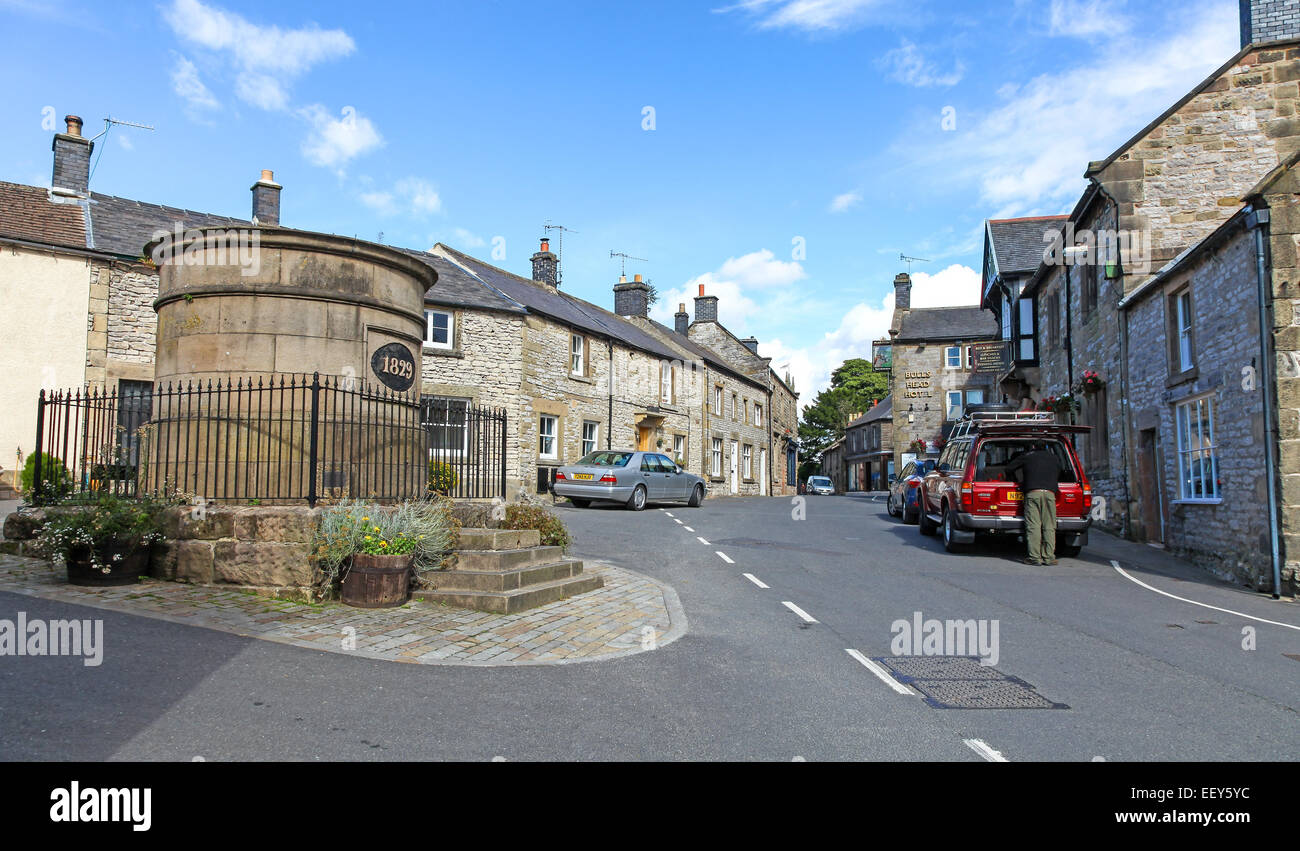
[32,374,507,506]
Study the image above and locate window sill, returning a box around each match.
[538,458,560,466]
[422,345,463,358]
[709,476,726,483]
[569,373,594,385]
[1171,498,1222,506]
[1166,367,1198,388]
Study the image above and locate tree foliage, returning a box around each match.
[797,358,889,477]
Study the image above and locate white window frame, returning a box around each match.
[660,361,673,405]
[1176,291,1194,373]
[711,438,723,477]
[713,386,723,416]
[422,395,470,455]
[1175,395,1219,502]
[539,415,558,460]
[945,346,961,369]
[965,389,985,409]
[424,309,454,350]
[581,420,599,457]
[946,390,963,420]
[673,434,685,465]
[755,403,763,427]
[743,444,753,479]
[570,334,585,376]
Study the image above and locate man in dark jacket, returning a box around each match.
[1005,441,1061,565]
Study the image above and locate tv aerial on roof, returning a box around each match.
[900,253,931,274]
[543,221,577,286]
[87,116,156,181]
[610,250,648,277]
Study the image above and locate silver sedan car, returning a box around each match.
[554,450,707,511]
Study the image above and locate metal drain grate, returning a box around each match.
[873,655,1069,710]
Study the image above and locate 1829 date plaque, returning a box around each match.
[370,342,416,391]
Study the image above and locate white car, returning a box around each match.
[806,476,835,495]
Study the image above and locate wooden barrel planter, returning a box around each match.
[65,540,148,587]
[340,554,412,608]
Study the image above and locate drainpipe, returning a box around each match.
[767,383,774,496]
[1095,183,1133,539]
[607,338,614,450]
[1248,207,1284,599]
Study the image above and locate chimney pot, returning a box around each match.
[698,283,705,297]
[65,115,83,137]
[261,169,274,182]
[633,273,642,282]
[540,238,549,252]
[619,275,627,283]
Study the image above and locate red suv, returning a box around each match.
[917,411,1092,555]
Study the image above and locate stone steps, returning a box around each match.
[457,528,540,551]
[430,557,586,593]
[413,572,604,615]
[452,545,565,573]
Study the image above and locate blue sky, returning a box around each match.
[1,0,1240,399]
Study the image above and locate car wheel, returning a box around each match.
[942,508,967,553]
[887,495,899,517]
[627,485,647,511]
[569,498,590,509]
[918,500,937,536]
[903,504,918,525]
[688,484,704,507]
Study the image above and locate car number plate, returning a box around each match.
[573,473,594,481]
[1007,491,1023,501]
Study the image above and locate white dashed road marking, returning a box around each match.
[963,738,1009,762]
[742,573,769,589]
[1111,560,1300,632]
[674,519,682,524]
[664,512,674,517]
[697,537,711,546]
[782,602,818,623]
[845,649,915,695]
[683,526,694,532]
[715,551,734,564]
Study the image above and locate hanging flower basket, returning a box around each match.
[1038,394,1081,417]
[1078,370,1105,395]
[907,439,927,454]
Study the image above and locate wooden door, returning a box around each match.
[1137,428,1164,544]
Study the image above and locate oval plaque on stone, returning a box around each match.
[370,342,416,392]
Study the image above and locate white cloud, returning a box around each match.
[759,264,980,398]
[1048,0,1132,39]
[117,134,133,150]
[170,54,219,115]
[452,228,486,248]
[358,177,441,216]
[716,0,890,33]
[653,275,762,330]
[716,249,806,288]
[879,39,964,87]
[901,1,1238,216]
[163,0,354,111]
[300,104,383,172]
[829,191,862,213]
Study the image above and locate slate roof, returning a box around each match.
[0,181,88,251]
[87,192,248,258]
[849,394,893,427]
[432,244,688,363]
[895,306,998,342]
[401,247,527,314]
[987,216,1068,276]
[643,318,765,389]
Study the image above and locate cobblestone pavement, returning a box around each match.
[0,555,686,666]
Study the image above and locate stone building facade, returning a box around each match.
[887,273,999,471]
[973,1,1300,594]
[842,396,893,492]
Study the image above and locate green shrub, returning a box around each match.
[313,498,457,591]
[502,504,571,550]
[20,452,72,500]
[427,460,459,495]
[36,493,173,569]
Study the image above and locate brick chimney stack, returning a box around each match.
[1241,0,1300,47]
[614,272,651,318]
[251,169,282,225]
[740,336,759,354]
[51,115,92,197]
[894,272,912,310]
[674,302,690,335]
[530,238,558,289]
[694,283,719,323]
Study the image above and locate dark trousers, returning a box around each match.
[1024,490,1056,563]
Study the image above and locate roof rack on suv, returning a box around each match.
[948,410,1056,442]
